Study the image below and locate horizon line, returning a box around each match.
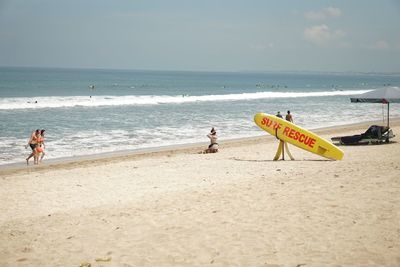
[1,65,400,76]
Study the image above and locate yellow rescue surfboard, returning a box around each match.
[254,113,344,160]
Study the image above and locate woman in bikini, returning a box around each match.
[34,129,46,164]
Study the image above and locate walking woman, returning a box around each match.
[34,129,46,164]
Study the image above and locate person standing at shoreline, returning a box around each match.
[25,129,40,165]
[285,110,293,123]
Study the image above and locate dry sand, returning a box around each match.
[0,120,399,266]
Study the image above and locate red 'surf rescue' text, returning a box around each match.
[261,116,316,148]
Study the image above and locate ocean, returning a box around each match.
[1,67,399,166]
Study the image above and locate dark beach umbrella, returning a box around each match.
[350,87,400,128]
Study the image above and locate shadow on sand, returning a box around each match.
[230,157,332,162]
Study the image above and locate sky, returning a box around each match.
[0,0,400,72]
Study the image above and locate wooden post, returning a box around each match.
[273,127,294,160]
[284,142,295,160]
[387,102,390,128]
[273,141,295,161]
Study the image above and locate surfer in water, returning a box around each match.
[276,111,283,118]
[89,85,95,98]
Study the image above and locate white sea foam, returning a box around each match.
[2,103,399,166]
[0,90,371,110]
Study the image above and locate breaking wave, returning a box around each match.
[0,90,370,110]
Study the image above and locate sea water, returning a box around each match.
[1,67,399,165]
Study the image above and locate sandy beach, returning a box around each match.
[1,120,399,267]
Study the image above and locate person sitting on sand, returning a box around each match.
[203,127,219,153]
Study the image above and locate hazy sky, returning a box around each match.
[1,0,399,72]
